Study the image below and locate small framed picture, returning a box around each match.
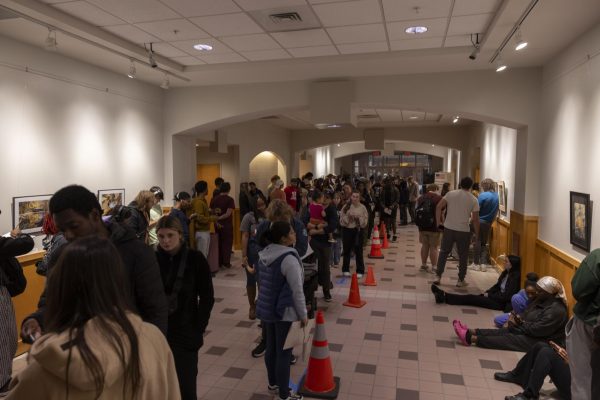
[570,191,592,252]
[97,189,126,216]
[12,194,53,234]
[497,181,506,214]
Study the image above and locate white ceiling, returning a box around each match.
[0,0,599,87]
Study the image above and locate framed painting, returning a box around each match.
[97,189,125,216]
[570,191,592,252]
[497,181,506,214]
[12,194,52,234]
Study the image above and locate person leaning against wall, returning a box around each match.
[0,221,34,396]
[566,248,600,400]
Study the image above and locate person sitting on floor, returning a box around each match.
[493,272,539,327]
[494,341,571,400]
[430,255,521,310]
[452,276,569,352]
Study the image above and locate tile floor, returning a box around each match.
[197,224,562,400]
[11,225,561,400]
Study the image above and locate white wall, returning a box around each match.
[539,22,600,258]
[471,122,518,221]
[0,36,164,235]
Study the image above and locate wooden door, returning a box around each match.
[196,163,221,205]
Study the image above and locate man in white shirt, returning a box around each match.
[433,177,480,287]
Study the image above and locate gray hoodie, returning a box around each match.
[258,244,307,321]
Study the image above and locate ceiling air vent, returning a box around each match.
[249,5,321,32]
[270,12,302,24]
[358,114,380,119]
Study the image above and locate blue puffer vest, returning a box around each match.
[256,250,297,322]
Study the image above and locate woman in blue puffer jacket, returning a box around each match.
[256,221,307,400]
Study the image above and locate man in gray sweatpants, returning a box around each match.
[433,177,479,287]
[567,248,600,400]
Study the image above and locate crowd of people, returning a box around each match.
[0,171,598,400]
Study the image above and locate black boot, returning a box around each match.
[430,284,446,304]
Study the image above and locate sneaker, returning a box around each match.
[468,263,481,271]
[343,271,351,277]
[251,339,266,358]
[324,291,333,302]
[453,320,470,346]
[328,238,337,243]
[456,279,469,288]
[430,284,445,304]
[268,384,279,393]
[357,273,363,279]
[280,394,303,400]
[432,275,441,285]
[419,265,429,272]
[290,354,297,365]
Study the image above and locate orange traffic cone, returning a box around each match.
[364,265,377,286]
[368,225,384,259]
[298,310,341,399]
[343,273,367,308]
[381,222,390,249]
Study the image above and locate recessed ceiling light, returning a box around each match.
[328,124,342,128]
[337,144,341,147]
[405,26,428,34]
[452,116,459,124]
[409,116,419,120]
[193,43,213,51]
[431,144,435,147]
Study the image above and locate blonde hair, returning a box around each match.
[266,199,293,222]
[133,190,155,213]
[481,178,495,192]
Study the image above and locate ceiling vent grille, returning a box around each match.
[358,114,380,119]
[270,12,302,24]
[249,5,321,32]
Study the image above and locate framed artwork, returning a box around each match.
[12,194,52,234]
[497,181,506,214]
[570,191,592,252]
[97,189,125,216]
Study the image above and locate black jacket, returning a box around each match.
[486,269,521,310]
[25,221,168,335]
[156,246,214,350]
[125,202,148,241]
[0,235,34,286]
[511,297,569,344]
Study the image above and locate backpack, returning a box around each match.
[0,257,27,297]
[415,196,436,229]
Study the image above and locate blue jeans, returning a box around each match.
[264,321,292,399]
[331,238,342,265]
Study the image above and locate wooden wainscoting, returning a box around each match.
[13,251,46,356]
[535,239,581,313]
[509,211,539,277]
[490,217,510,268]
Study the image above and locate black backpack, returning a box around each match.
[415,196,436,229]
[0,257,27,297]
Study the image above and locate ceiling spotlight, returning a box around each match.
[468,33,480,60]
[495,56,507,72]
[405,26,428,34]
[146,43,158,68]
[327,124,342,128]
[160,73,170,90]
[409,116,419,120]
[337,144,341,147]
[193,43,213,51]
[45,29,57,51]
[127,60,136,79]
[514,29,528,51]
[452,116,460,124]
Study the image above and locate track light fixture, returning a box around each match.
[160,73,170,90]
[514,28,528,51]
[495,56,507,72]
[44,28,57,51]
[127,60,136,79]
[145,43,158,68]
[469,33,480,60]
[452,116,460,124]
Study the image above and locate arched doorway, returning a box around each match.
[249,151,287,194]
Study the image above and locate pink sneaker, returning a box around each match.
[453,320,470,346]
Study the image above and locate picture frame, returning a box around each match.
[97,189,126,216]
[570,191,592,252]
[497,181,506,214]
[12,194,53,234]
